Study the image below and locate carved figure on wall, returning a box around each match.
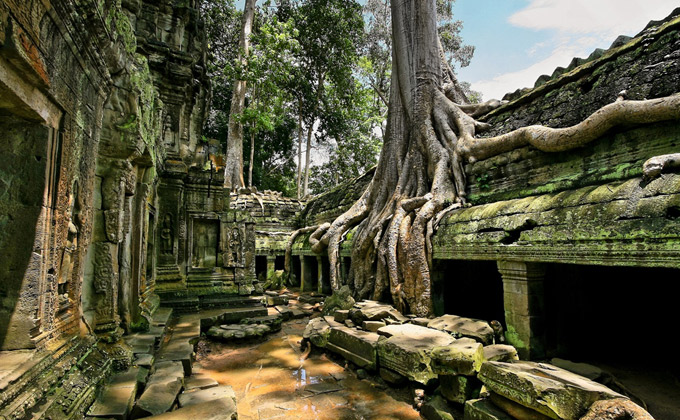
[58,184,79,308]
[229,226,243,267]
[160,213,174,255]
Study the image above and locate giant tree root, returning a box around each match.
[643,153,680,179]
[287,1,680,317]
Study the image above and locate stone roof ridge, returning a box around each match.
[498,8,680,104]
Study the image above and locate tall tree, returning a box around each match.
[224,0,257,190]
[278,0,364,198]
[307,0,680,316]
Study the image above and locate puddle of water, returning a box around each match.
[197,321,421,420]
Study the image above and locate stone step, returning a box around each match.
[157,318,201,375]
[152,308,174,327]
[326,326,380,370]
[87,367,144,420]
[131,361,185,419]
[184,375,219,392]
[134,398,237,420]
[178,385,236,408]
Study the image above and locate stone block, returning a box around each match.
[440,374,482,404]
[303,317,331,348]
[275,305,292,321]
[421,395,461,420]
[88,368,139,420]
[334,310,350,323]
[428,315,495,345]
[376,324,455,385]
[266,294,288,306]
[132,379,183,418]
[464,398,514,420]
[483,345,519,364]
[478,361,623,420]
[379,367,406,385]
[157,342,194,376]
[362,320,386,332]
[184,376,219,391]
[326,326,380,370]
[350,301,409,324]
[178,385,236,407]
[431,338,484,376]
[134,397,237,420]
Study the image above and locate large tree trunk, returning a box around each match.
[224,0,256,190]
[303,0,680,317]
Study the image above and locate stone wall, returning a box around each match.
[0,0,214,417]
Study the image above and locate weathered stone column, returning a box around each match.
[316,256,324,294]
[266,255,276,282]
[497,261,546,360]
[301,256,314,292]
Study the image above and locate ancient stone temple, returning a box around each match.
[1,0,679,419]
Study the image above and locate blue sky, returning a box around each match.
[233,0,679,99]
[454,0,679,100]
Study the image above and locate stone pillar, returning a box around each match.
[317,256,324,294]
[497,261,546,360]
[266,255,276,282]
[301,256,314,292]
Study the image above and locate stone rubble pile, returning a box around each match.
[304,299,653,420]
[205,290,317,343]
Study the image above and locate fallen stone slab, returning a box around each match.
[136,398,237,420]
[178,385,236,407]
[362,320,386,332]
[88,368,142,420]
[464,398,514,420]
[489,392,552,420]
[275,305,293,321]
[135,353,154,369]
[580,398,653,420]
[431,338,484,376]
[376,324,455,385]
[200,307,268,330]
[132,379,183,418]
[428,315,495,345]
[421,395,461,420]
[125,333,155,355]
[478,361,624,420]
[184,375,219,392]
[171,319,201,344]
[484,345,519,364]
[350,301,408,324]
[440,374,482,404]
[148,361,185,387]
[157,342,194,376]
[290,308,307,319]
[334,310,349,323]
[303,317,332,348]
[326,326,380,370]
[379,367,406,385]
[265,294,288,306]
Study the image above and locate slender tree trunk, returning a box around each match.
[302,125,313,197]
[302,72,325,197]
[248,128,255,188]
[224,0,256,190]
[297,99,303,199]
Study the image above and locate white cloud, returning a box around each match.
[509,0,678,37]
[469,44,584,100]
[468,0,678,100]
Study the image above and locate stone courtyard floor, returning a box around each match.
[194,315,421,420]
